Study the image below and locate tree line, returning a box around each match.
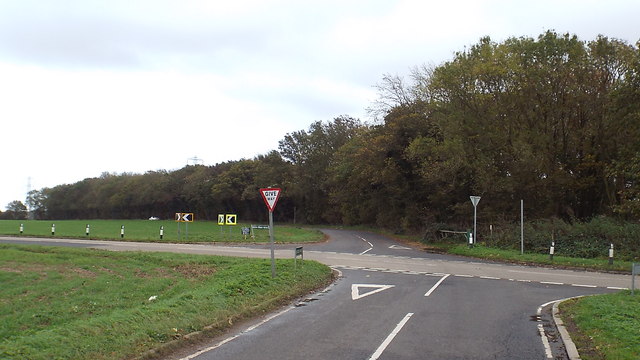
[7,31,640,231]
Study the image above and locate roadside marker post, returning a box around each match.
[85,224,90,237]
[260,188,281,278]
[19,223,23,235]
[549,241,555,261]
[160,226,164,240]
[608,244,614,266]
[51,224,55,236]
[294,246,303,268]
[120,225,125,238]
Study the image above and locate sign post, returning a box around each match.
[260,188,281,278]
[470,196,481,245]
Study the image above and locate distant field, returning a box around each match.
[0,220,324,243]
[0,244,333,360]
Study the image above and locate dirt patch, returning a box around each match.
[0,266,22,273]
[69,267,98,278]
[173,264,216,279]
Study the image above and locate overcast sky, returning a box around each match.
[1,0,639,210]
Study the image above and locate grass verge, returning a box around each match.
[0,219,324,243]
[421,243,633,273]
[0,243,333,360]
[560,292,640,359]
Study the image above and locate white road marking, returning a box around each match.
[388,245,412,250]
[607,286,628,290]
[479,276,500,280]
[454,274,474,278]
[359,248,373,255]
[369,312,414,360]
[536,299,560,359]
[352,284,395,300]
[571,284,597,288]
[540,281,564,285]
[358,236,374,255]
[424,274,450,297]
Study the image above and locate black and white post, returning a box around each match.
[609,243,614,265]
[120,225,125,238]
[549,241,555,261]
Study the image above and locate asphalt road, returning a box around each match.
[0,230,631,359]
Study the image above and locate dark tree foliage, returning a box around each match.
[33,32,639,231]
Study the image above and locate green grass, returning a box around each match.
[0,220,324,243]
[0,244,333,360]
[561,292,640,359]
[432,243,632,272]
[371,229,635,273]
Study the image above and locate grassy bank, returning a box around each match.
[421,243,633,272]
[560,292,640,359]
[0,244,333,360]
[0,219,323,243]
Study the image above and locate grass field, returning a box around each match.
[560,292,640,359]
[0,243,333,360]
[0,220,324,243]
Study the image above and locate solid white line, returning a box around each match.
[368,312,414,360]
[571,284,597,288]
[424,274,450,297]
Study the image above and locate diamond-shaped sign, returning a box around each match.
[260,188,281,212]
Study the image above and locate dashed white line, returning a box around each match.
[479,276,500,280]
[571,284,597,288]
[540,281,564,285]
[454,274,473,278]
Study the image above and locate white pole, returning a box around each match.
[473,205,477,245]
[269,210,276,278]
[520,200,524,255]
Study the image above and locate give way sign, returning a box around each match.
[260,188,281,212]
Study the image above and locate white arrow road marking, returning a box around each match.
[388,245,412,250]
[351,284,395,300]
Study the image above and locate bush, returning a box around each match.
[458,217,640,261]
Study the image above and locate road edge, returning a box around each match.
[552,296,586,360]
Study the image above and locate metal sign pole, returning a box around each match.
[521,199,524,255]
[473,205,477,245]
[269,210,276,278]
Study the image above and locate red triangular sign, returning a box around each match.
[260,188,281,212]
